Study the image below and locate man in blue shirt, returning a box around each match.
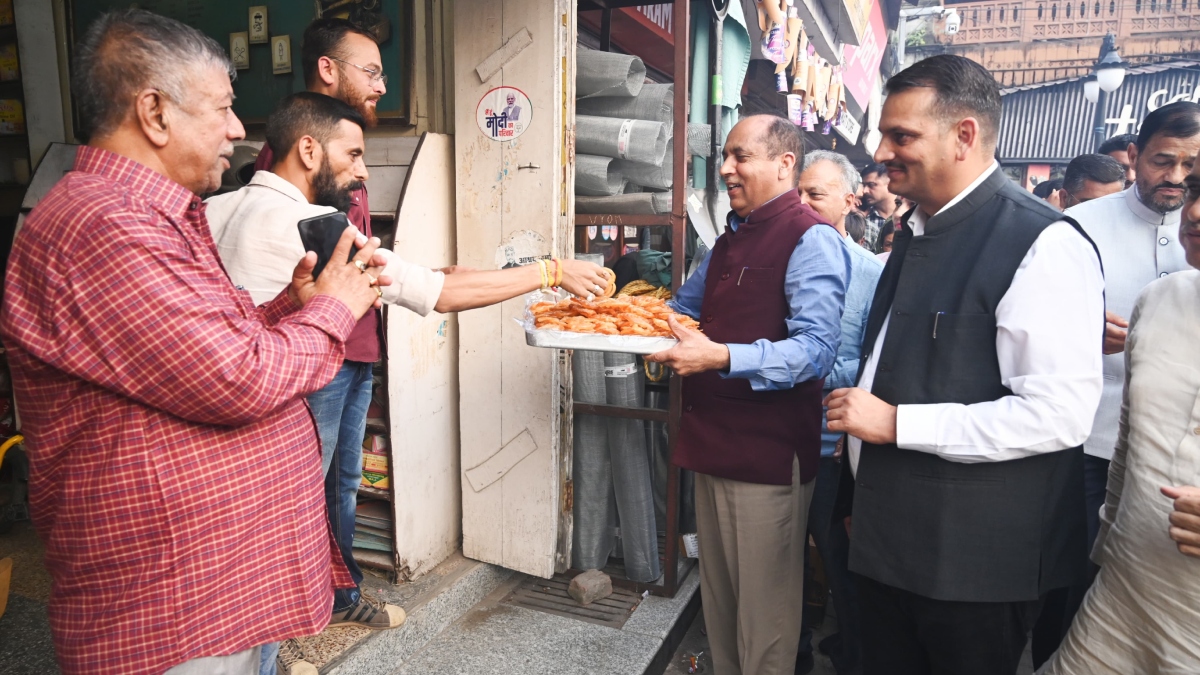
[648,115,849,675]
[794,150,884,675]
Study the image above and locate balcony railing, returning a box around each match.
[942,0,1200,44]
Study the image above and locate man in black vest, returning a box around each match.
[824,55,1105,674]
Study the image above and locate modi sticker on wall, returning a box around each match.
[476,86,532,142]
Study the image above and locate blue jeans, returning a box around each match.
[799,456,862,674]
[257,642,279,675]
[307,360,373,613]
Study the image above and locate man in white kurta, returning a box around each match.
[1040,148,1200,675]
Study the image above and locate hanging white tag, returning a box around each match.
[616,119,635,160]
[604,363,637,378]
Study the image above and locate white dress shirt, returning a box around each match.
[849,163,1105,474]
[205,170,445,316]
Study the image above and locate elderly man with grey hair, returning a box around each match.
[794,150,883,675]
[0,10,390,675]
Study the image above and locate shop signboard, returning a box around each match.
[834,108,862,145]
[841,0,886,115]
[999,62,1200,163]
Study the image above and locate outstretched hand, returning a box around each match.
[644,315,729,377]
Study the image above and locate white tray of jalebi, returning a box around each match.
[517,290,698,355]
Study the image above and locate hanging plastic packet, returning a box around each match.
[757,0,788,63]
[774,7,803,93]
[786,94,804,125]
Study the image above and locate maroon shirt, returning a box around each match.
[255,144,380,363]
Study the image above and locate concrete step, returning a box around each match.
[387,568,701,675]
[320,552,514,675]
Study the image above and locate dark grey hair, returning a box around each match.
[844,212,867,244]
[265,92,366,161]
[1136,101,1200,153]
[1097,133,1137,156]
[1063,153,1125,194]
[802,150,860,196]
[885,54,1002,148]
[72,9,235,141]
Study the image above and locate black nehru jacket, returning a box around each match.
[838,168,1101,603]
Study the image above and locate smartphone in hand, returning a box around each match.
[297,211,354,279]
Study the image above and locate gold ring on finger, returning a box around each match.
[375,286,383,298]
[354,260,369,273]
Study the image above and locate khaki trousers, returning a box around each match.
[696,458,814,675]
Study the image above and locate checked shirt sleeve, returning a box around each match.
[9,215,356,428]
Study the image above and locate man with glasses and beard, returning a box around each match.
[1029,101,1200,667]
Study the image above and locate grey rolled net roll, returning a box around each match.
[572,350,616,572]
[576,115,668,166]
[575,154,627,196]
[601,352,660,583]
[576,83,674,124]
[576,193,671,215]
[687,123,712,159]
[577,48,646,99]
[613,141,673,190]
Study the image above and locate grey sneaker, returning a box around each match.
[276,638,318,675]
[328,591,406,630]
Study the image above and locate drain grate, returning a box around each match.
[502,574,643,629]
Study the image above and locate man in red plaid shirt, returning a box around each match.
[0,10,390,675]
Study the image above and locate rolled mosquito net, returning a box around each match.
[576,115,668,166]
[572,349,617,571]
[577,48,646,99]
[602,352,660,583]
[688,123,712,159]
[576,83,674,124]
[575,154,627,196]
[576,193,671,215]
[612,141,673,190]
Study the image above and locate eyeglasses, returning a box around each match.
[328,56,387,85]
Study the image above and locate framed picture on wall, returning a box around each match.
[248,6,267,44]
[230,31,250,70]
[270,35,291,75]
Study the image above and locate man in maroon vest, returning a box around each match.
[648,115,850,675]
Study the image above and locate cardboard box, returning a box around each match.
[0,0,13,27]
[0,99,24,135]
[361,434,389,487]
[363,453,389,474]
[0,44,18,82]
[360,471,389,490]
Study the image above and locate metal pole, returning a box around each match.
[1092,33,1117,151]
[1093,87,1108,152]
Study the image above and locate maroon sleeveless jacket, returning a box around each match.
[674,190,828,486]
